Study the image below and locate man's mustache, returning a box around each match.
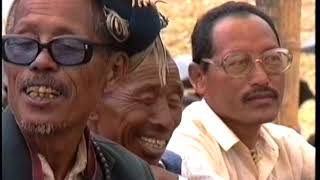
[242,86,279,102]
[19,73,69,96]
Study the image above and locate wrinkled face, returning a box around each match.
[202,15,285,126]
[4,0,112,135]
[92,58,183,164]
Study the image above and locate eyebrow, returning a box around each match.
[132,83,160,95]
[176,85,184,98]
[13,18,80,37]
[50,25,79,37]
[166,82,184,98]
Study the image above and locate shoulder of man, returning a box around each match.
[262,123,315,157]
[262,123,315,178]
[92,136,155,180]
[262,123,305,140]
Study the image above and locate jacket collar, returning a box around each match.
[2,108,107,180]
[2,107,33,180]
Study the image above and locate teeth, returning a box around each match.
[39,86,46,93]
[140,136,166,149]
[30,92,38,98]
[26,85,61,99]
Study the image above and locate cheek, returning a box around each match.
[118,105,150,139]
[270,75,285,101]
[172,108,183,128]
[105,92,150,139]
[62,63,107,115]
[97,112,121,140]
[5,66,26,105]
[205,73,245,109]
[205,73,231,97]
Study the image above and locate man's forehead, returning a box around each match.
[214,15,276,39]
[129,59,180,84]
[212,15,278,52]
[16,0,94,18]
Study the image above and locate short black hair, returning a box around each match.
[191,1,280,72]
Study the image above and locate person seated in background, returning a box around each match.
[167,2,315,179]
[88,35,190,179]
[88,39,224,179]
[307,134,315,146]
[174,55,201,108]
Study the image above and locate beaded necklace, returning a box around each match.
[92,139,112,180]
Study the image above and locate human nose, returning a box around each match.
[29,49,59,72]
[248,59,270,86]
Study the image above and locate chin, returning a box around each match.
[143,156,161,165]
[250,110,278,124]
[17,116,68,136]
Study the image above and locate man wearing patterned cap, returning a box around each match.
[2,0,166,179]
[88,39,189,178]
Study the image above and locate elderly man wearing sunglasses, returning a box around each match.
[2,0,168,180]
[167,2,315,180]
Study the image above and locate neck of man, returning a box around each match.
[223,120,261,150]
[23,125,86,180]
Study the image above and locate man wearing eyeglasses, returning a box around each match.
[167,2,315,180]
[2,0,166,180]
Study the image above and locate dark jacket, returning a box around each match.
[2,108,155,180]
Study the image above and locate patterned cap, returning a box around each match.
[103,0,168,56]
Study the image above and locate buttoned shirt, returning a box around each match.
[167,99,315,180]
[38,136,87,180]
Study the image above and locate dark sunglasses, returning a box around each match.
[2,35,110,66]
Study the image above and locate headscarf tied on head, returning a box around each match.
[103,0,169,86]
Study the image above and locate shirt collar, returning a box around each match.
[191,99,280,154]
[192,99,240,151]
[259,124,279,155]
[37,135,87,180]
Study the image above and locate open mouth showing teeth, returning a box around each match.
[25,85,61,99]
[139,136,167,150]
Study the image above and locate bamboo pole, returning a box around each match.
[256,0,301,132]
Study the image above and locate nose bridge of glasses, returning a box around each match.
[255,58,263,63]
[251,56,269,75]
[30,41,59,71]
[37,42,55,61]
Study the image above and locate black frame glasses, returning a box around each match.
[2,35,109,66]
[202,48,293,78]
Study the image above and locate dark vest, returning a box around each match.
[2,108,155,180]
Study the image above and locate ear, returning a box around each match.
[188,63,206,97]
[104,52,129,89]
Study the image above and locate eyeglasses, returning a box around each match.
[202,48,293,78]
[2,35,109,66]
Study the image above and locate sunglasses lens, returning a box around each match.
[3,37,38,65]
[52,38,89,65]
